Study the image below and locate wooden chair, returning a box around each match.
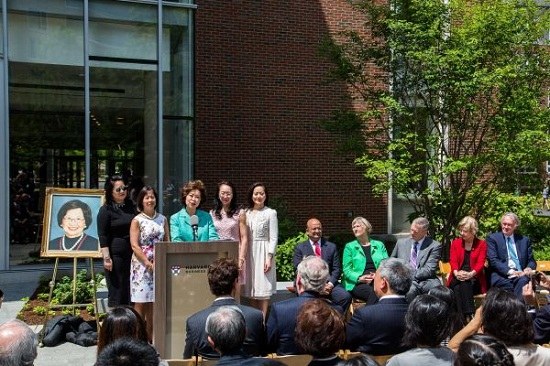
[164,358,200,366]
[438,261,451,285]
[268,354,313,366]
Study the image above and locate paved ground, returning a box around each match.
[0,266,97,366]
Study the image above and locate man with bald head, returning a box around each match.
[293,218,352,311]
[0,319,38,366]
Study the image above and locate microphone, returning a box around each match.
[190,215,199,240]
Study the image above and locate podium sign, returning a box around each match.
[153,240,239,359]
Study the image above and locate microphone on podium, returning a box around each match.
[190,215,199,241]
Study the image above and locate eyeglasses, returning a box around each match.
[115,186,128,193]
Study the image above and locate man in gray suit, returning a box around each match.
[391,217,442,302]
[183,258,265,359]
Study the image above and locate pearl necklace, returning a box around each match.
[62,234,85,251]
[141,211,158,220]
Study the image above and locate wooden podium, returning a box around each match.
[153,240,239,359]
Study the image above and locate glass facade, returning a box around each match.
[3,0,195,269]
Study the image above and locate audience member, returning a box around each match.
[449,288,550,366]
[95,337,161,366]
[0,319,38,366]
[294,218,352,311]
[170,179,219,242]
[391,217,442,302]
[184,258,265,359]
[205,306,283,366]
[342,217,388,305]
[447,216,487,319]
[486,212,536,300]
[338,355,380,366]
[97,306,148,355]
[428,286,464,340]
[244,182,278,318]
[267,256,343,355]
[523,275,550,344]
[386,294,454,366]
[454,334,514,366]
[295,299,345,366]
[345,258,413,355]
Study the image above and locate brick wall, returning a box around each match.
[194,1,387,238]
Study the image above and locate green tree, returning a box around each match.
[322,0,550,255]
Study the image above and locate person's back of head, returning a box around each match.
[296,256,329,293]
[455,334,514,366]
[95,337,159,366]
[338,354,380,366]
[403,294,451,347]
[428,285,464,335]
[97,306,148,354]
[295,299,345,357]
[482,287,534,346]
[0,319,38,366]
[207,258,239,297]
[377,258,413,296]
[205,306,245,355]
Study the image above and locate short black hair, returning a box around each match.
[455,334,514,366]
[402,294,450,347]
[136,186,158,212]
[56,200,93,228]
[95,338,159,366]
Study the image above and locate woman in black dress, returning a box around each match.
[97,175,136,307]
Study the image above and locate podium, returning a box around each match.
[153,240,239,359]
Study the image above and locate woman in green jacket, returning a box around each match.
[342,216,388,304]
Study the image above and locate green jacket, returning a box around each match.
[341,239,388,291]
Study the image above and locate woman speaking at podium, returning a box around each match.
[170,179,218,242]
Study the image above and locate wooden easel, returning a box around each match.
[39,257,100,346]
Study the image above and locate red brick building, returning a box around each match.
[194,1,388,235]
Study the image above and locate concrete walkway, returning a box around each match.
[1,266,97,366]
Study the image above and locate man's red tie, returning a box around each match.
[314,241,321,256]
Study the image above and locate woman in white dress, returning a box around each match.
[244,182,278,318]
[129,186,169,342]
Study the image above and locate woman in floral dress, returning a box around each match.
[130,186,169,342]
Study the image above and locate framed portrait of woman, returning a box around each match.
[40,188,105,258]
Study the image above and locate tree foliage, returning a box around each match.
[322,0,550,253]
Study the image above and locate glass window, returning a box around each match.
[8,1,85,258]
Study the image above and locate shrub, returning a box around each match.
[52,269,104,305]
[275,232,308,281]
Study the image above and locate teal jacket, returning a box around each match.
[170,208,219,242]
[341,239,388,291]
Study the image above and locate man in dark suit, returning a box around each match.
[206,307,283,366]
[345,258,414,355]
[487,212,536,300]
[183,258,265,359]
[267,256,344,355]
[391,216,442,302]
[293,218,352,311]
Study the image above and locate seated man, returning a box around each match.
[391,217,441,302]
[183,258,265,359]
[206,306,284,366]
[267,255,343,355]
[293,218,352,311]
[487,212,536,300]
[346,258,414,355]
[0,319,38,366]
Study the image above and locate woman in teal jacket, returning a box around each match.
[170,180,219,242]
[342,216,388,304]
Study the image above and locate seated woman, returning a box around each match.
[97,306,149,355]
[295,299,345,366]
[386,294,454,366]
[447,216,487,319]
[341,217,388,304]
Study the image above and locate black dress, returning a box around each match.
[450,250,480,316]
[97,199,136,306]
[350,245,378,305]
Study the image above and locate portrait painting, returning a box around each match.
[41,188,104,258]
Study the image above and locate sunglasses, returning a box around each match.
[115,186,128,193]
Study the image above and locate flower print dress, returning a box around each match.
[130,213,166,303]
